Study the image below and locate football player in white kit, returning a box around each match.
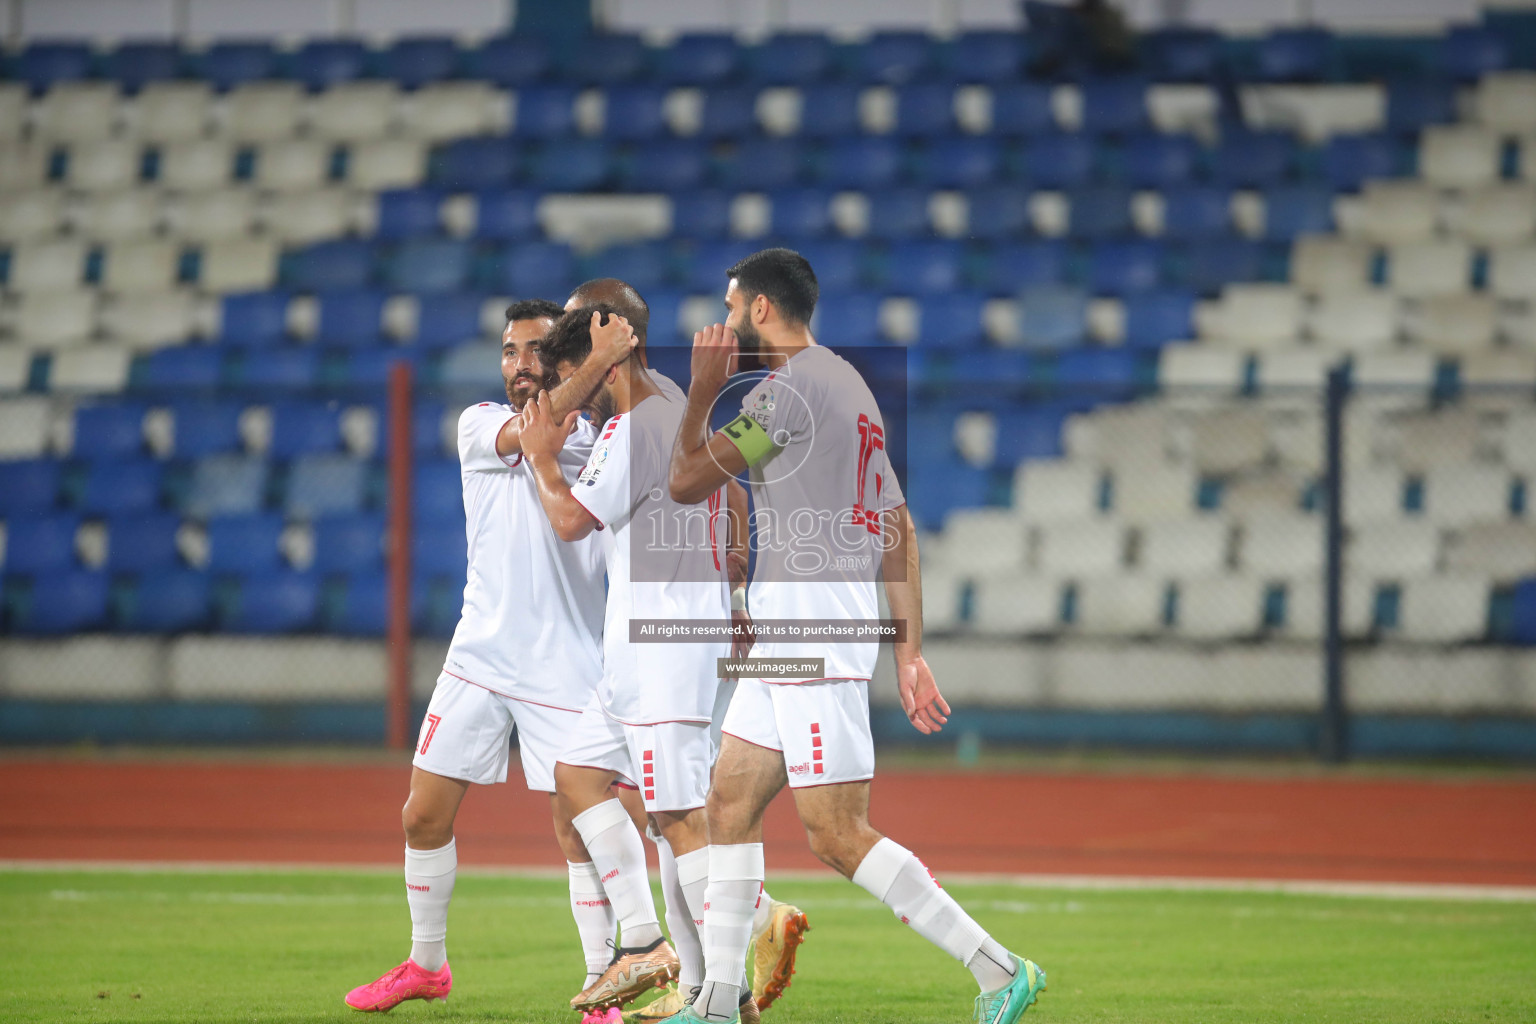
[564,280,809,1021]
[518,305,765,1022]
[660,249,1048,1024]
[344,301,645,1017]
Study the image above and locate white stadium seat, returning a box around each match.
[1013,459,1102,523]
[1138,517,1231,576]
[399,83,505,141]
[0,346,29,392]
[1198,284,1302,348]
[157,140,234,190]
[49,344,132,393]
[1385,241,1471,296]
[939,508,1028,576]
[1254,347,1339,392]
[0,396,53,458]
[1499,412,1536,472]
[0,83,23,142]
[970,576,1062,634]
[102,239,181,293]
[34,82,120,141]
[261,188,359,244]
[1343,464,1404,526]
[71,188,163,242]
[919,568,965,633]
[222,83,305,142]
[1422,463,1511,526]
[1349,520,1440,576]
[0,143,50,190]
[131,82,213,143]
[196,238,280,292]
[1035,520,1126,575]
[1398,575,1489,642]
[166,187,257,242]
[255,140,332,191]
[1278,573,1375,639]
[0,189,65,242]
[1062,404,1169,467]
[1408,295,1498,354]
[1239,514,1323,576]
[1290,236,1374,295]
[63,139,142,191]
[1113,461,1198,521]
[1390,409,1484,471]
[9,289,98,347]
[1074,574,1167,635]
[1460,350,1536,389]
[1309,290,1398,351]
[1220,471,1307,519]
[310,82,400,141]
[344,138,427,190]
[1351,351,1436,393]
[1419,126,1501,189]
[1171,406,1267,473]
[6,239,87,292]
[1445,523,1536,582]
[1452,185,1536,246]
[1172,574,1265,639]
[1475,72,1536,134]
[1347,182,1439,244]
[1158,345,1246,396]
[1488,245,1536,299]
[97,290,197,349]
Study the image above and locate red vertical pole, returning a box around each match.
[386,361,414,750]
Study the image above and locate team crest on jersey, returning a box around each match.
[749,388,776,429]
[579,444,610,485]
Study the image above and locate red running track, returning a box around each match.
[2,759,1534,886]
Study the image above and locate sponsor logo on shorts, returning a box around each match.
[787,761,812,775]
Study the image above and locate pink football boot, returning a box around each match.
[582,1009,623,1024]
[344,959,452,1012]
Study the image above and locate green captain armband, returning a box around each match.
[719,412,778,466]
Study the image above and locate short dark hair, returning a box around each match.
[568,278,649,344]
[504,298,564,325]
[541,303,620,370]
[725,248,819,326]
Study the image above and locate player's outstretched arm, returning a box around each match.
[519,389,600,542]
[495,312,638,458]
[669,323,750,504]
[882,505,949,735]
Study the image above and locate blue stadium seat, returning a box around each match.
[414,523,470,578]
[15,43,93,92]
[120,570,209,631]
[3,515,80,573]
[72,404,146,461]
[413,458,466,525]
[315,289,386,347]
[863,189,931,241]
[769,189,833,238]
[697,87,757,140]
[1437,27,1507,81]
[1263,186,1335,240]
[643,290,685,343]
[718,138,804,190]
[512,86,577,139]
[325,571,427,635]
[670,191,732,238]
[570,34,647,85]
[917,292,987,348]
[963,189,1032,242]
[472,189,540,239]
[792,240,864,292]
[231,348,319,391]
[329,350,421,390]
[583,241,673,293]
[1256,28,1333,81]
[905,461,992,530]
[943,32,1024,83]
[100,42,181,92]
[219,292,290,347]
[885,241,964,294]
[1021,135,1097,188]
[603,86,668,141]
[105,513,181,573]
[798,84,862,138]
[0,461,60,518]
[745,34,833,84]
[479,241,576,296]
[916,137,1000,188]
[819,136,903,189]
[464,36,551,88]
[981,242,1065,293]
[1176,239,1267,293]
[992,405,1069,464]
[990,83,1055,135]
[379,36,459,89]
[206,514,286,573]
[1079,78,1150,134]
[415,293,483,348]
[947,348,1035,385]
[81,460,163,517]
[1159,186,1233,239]
[375,189,443,240]
[171,402,243,458]
[527,139,611,190]
[1120,133,1200,188]
[618,140,707,191]
[220,572,319,632]
[384,240,472,294]
[270,402,342,458]
[196,42,277,91]
[1142,28,1221,81]
[314,515,385,574]
[285,454,368,518]
[894,84,956,136]
[1054,348,1148,399]
[655,33,740,86]
[134,347,223,391]
[1213,133,1297,187]
[282,240,374,292]
[1386,80,1457,132]
[682,241,760,292]
[1069,188,1135,239]
[1122,290,1196,348]
[433,138,519,190]
[1323,134,1409,191]
[17,571,108,633]
[1089,240,1164,295]
[1017,285,1088,350]
[813,293,884,347]
[860,32,934,84]
[289,40,369,90]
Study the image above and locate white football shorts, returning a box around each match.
[557,695,715,813]
[413,671,581,791]
[721,678,875,788]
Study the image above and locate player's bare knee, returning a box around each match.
[401,800,453,849]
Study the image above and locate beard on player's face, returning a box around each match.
[504,365,555,409]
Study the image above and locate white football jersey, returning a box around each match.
[442,403,606,709]
[574,392,730,725]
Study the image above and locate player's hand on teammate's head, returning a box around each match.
[897,655,950,736]
[590,311,638,367]
[690,322,739,392]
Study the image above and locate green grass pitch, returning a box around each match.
[3,868,1534,1023]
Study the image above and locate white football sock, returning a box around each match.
[751,886,776,934]
[571,799,663,949]
[852,837,1015,992]
[695,843,763,1022]
[568,860,616,984]
[655,836,708,991]
[674,846,711,990]
[405,840,456,972]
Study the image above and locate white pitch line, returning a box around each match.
[4,859,1534,902]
